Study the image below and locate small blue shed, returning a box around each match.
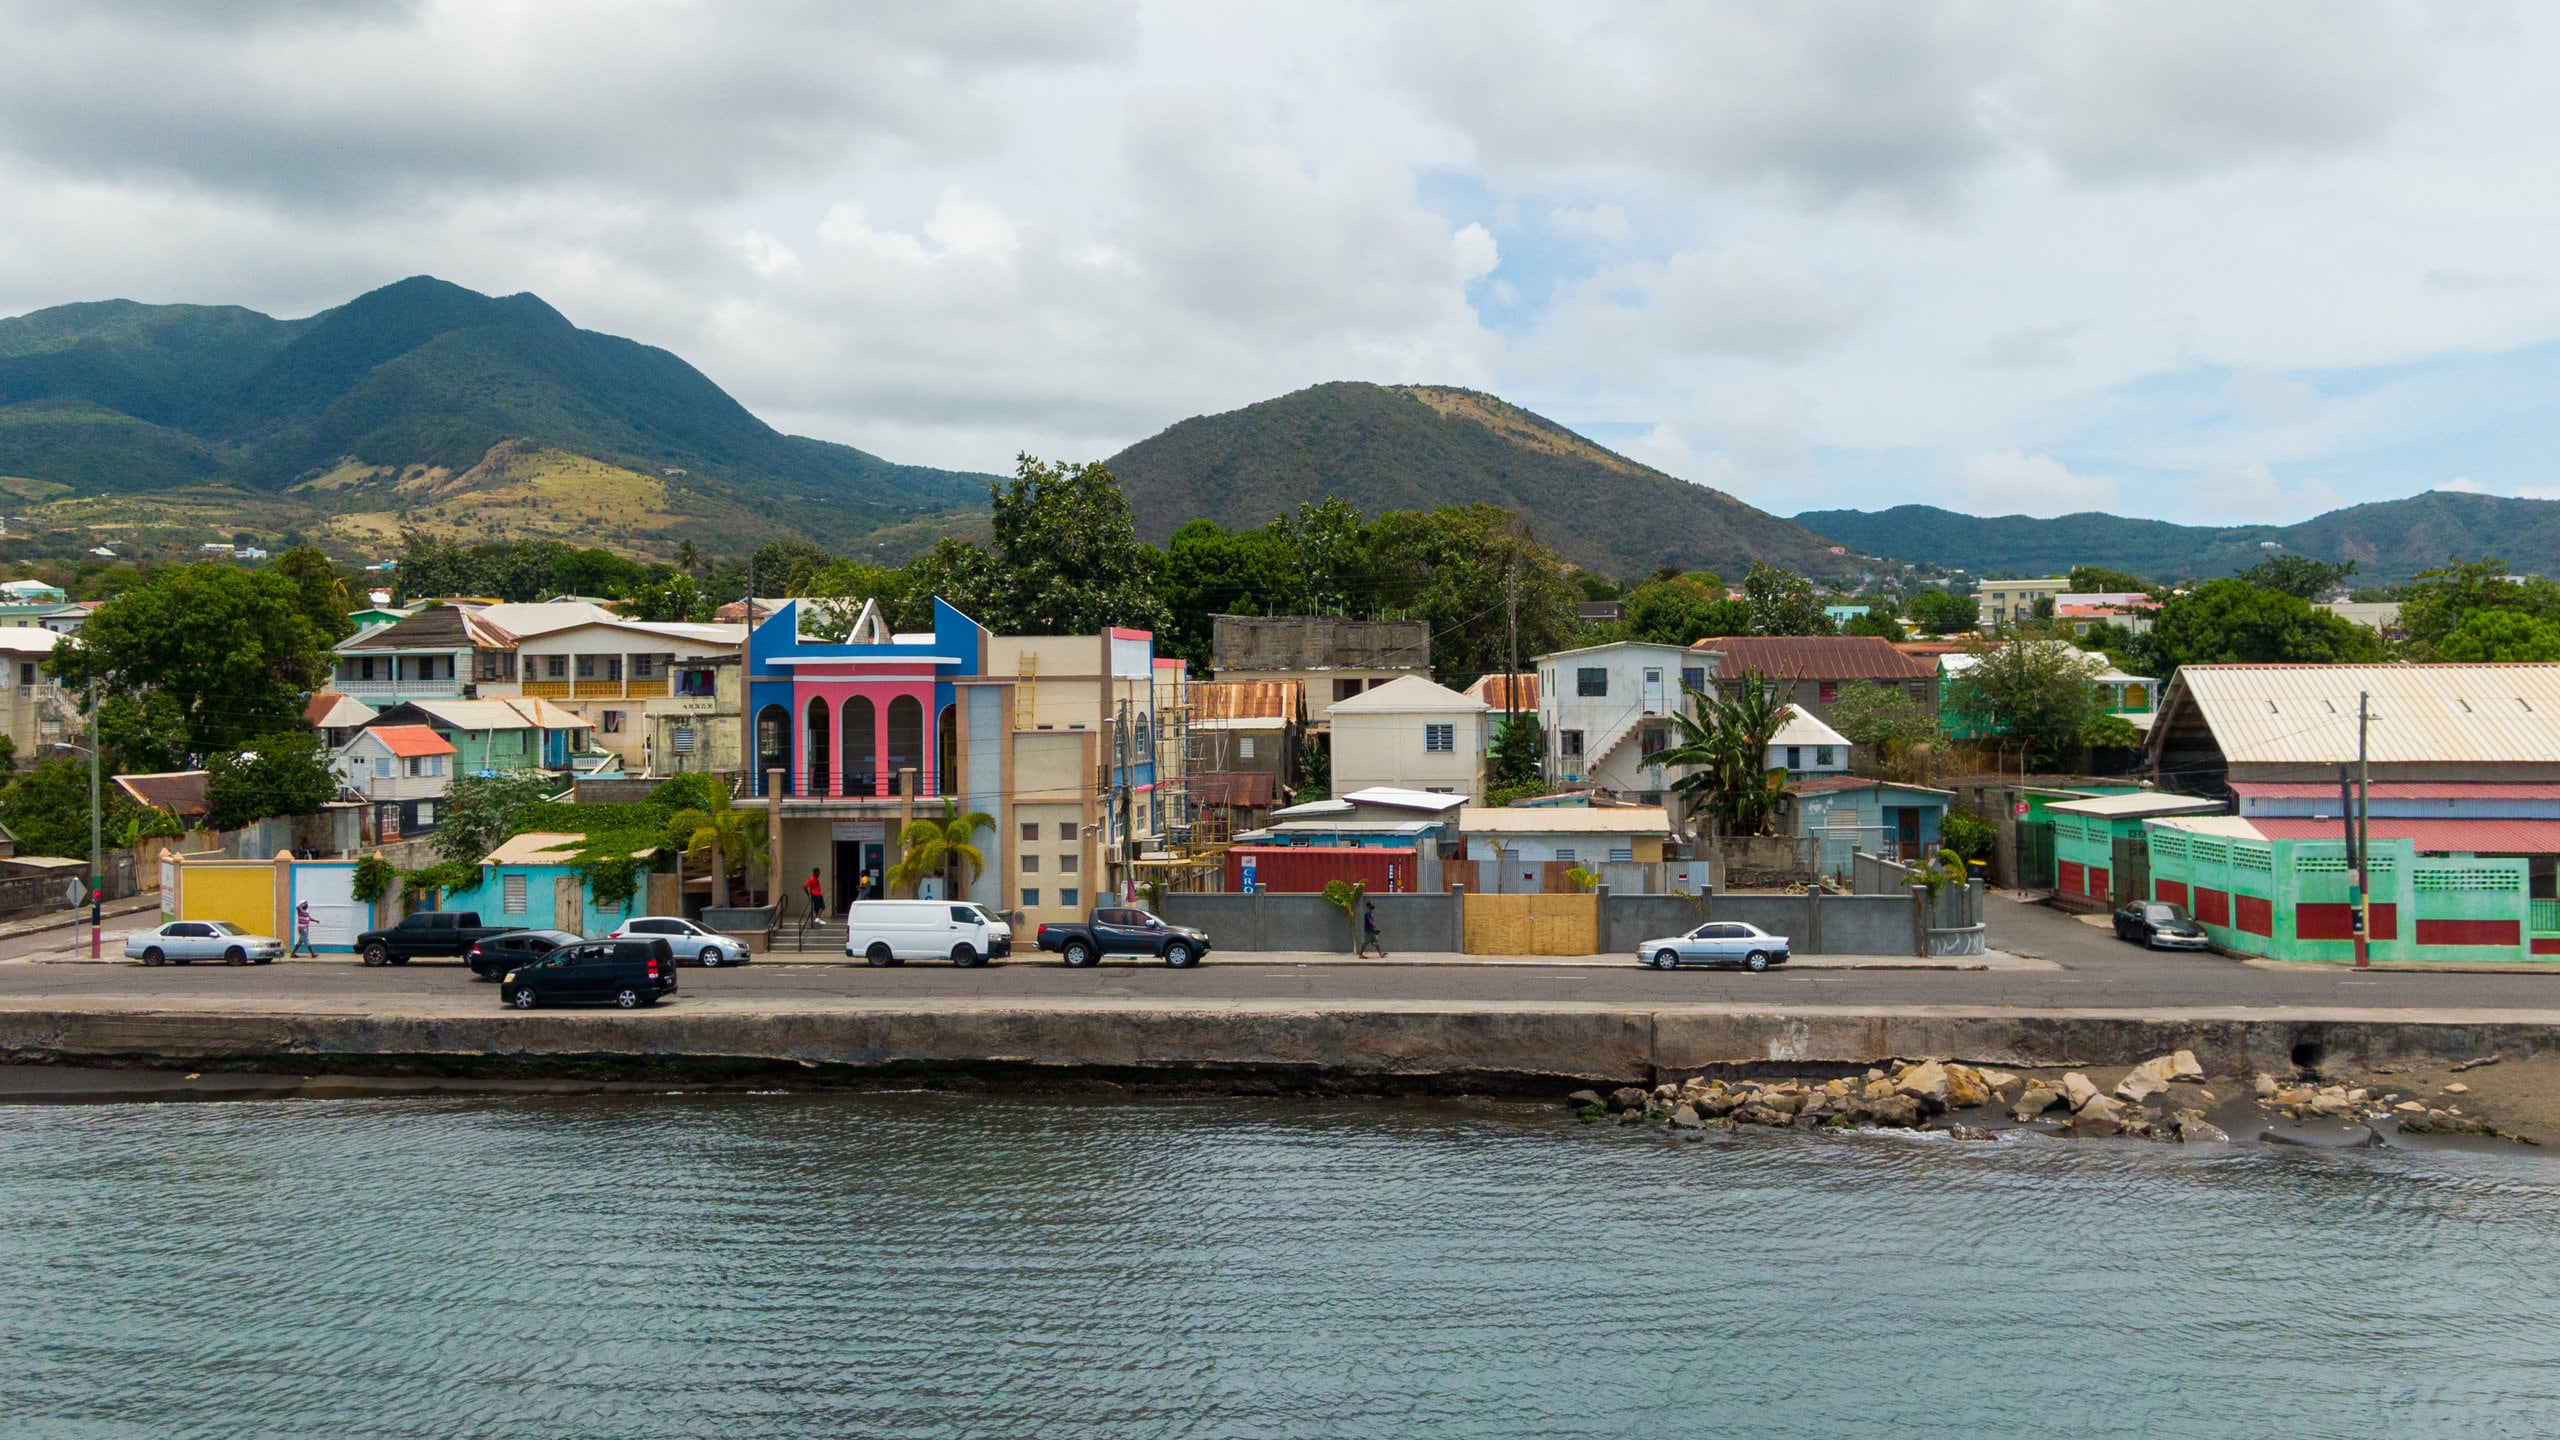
[1782,776,1955,878]
[442,832,649,937]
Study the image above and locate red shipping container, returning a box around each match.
[1226,846,1431,894]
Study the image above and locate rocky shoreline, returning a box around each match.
[1569,1050,2538,1146]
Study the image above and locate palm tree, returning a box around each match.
[675,539,702,576]
[886,798,995,898]
[1654,669,1794,837]
[667,792,769,906]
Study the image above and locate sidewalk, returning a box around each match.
[0,893,161,944]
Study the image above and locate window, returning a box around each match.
[502,874,528,915]
[1559,729,1584,757]
[1556,848,1577,863]
[1137,713,1150,756]
[951,907,978,924]
[1906,681,1927,700]
[546,656,567,679]
[1022,822,1040,842]
[1577,667,1608,696]
[1786,746,1801,769]
[1640,727,1666,758]
[633,655,656,679]
[1053,823,1072,842]
[679,667,718,697]
[602,711,624,734]
[1021,888,1040,908]
[1059,854,1078,874]
[1818,682,1837,704]
[1022,855,1040,872]
[406,757,424,777]
[576,655,596,679]
[1424,723,1454,753]
[374,757,391,778]
[416,801,435,826]
[1817,746,1835,767]
[1060,888,1079,909]
[1333,678,1365,702]
[1238,736,1256,759]
[1681,666,1706,693]
[1608,846,1634,863]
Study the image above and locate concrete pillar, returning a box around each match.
[1449,883,1466,954]
[764,766,783,906]
[1594,882,1611,955]
[1807,885,1823,955]
[1910,884,1929,957]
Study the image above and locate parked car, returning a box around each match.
[1636,921,1792,972]
[357,910,511,967]
[498,938,679,1009]
[844,900,1006,966]
[1036,907,1210,968]
[127,920,284,966]
[2114,900,2210,950]
[608,916,751,967]
[465,928,583,981]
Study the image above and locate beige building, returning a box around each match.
[0,628,75,762]
[1211,615,1430,730]
[475,603,745,775]
[1977,577,2071,630]
[1328,674,1488,799]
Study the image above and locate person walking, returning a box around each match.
[804,867,828,923]
[291,900,318,957]
[1359,900,1387,958]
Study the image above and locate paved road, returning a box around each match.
[1,896,2555,1012]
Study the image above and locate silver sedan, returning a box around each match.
[1637,921,1793,972]
[127,920,285,966]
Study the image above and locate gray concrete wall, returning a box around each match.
[1602,895,1707,953]
[1159,891,1462,953]
[1698,891,1925,956]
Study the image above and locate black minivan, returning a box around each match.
[498,939,679,1009]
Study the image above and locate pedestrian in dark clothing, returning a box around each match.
[1359,900,1387,957]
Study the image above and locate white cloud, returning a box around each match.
[2182,461,2344,522]
[1976,321,2086,369]
[2219,368,2320,426]
[1955,450,2120,517]
[1540,242,1861,370]
[1548,203,1631,242]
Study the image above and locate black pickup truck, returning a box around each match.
[1035,907,1211,968]
[357,910,512,967]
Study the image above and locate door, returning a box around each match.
[1892,807,1922,861]
[1642,667,1665,715]
[833,842,864,912]
[164,922,211,960]
[555,874,585,936]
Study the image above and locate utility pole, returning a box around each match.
[2353,690,2371,968]
[1504,557,1521,785]
[87,678,101,960]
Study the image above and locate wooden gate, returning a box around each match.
[1463,892,1599,955]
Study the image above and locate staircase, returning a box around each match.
[772,919,848,955]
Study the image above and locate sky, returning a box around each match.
[3,1,2559,526]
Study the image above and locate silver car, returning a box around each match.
[1637,921,1792,972]
[608,916,751,967]
[127,920,284,966]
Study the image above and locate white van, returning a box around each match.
[844,900,1004,967]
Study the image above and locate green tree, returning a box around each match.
[203,732,337,832]
[2068,565,2153,595]
[664,791,768,907]
[1484,713,1547,806]
[1940,809,1997,864]
[50,564,336,756]
[1156,519,1308,666]
[2434,608,2560,662]
[1828,681,1933,777]
[1277,497,1381,617]
[2233,553,2356,601]
[619,573,714,623]
[982,454,1169,635]
[1840,611,1904,639]
[433,770,561,865]
[97,691,191,773]
[886,798,995,898]
[2397,556,2560,654]
[1741,562,1833,636]
[1364,505,1580,682]
[2136,579,2387,674]
[1655,674,1791,836]
[0,757,154,859]
[1621,573,1734,647]
[748,540,837,597]
[1942,639,2103,771]
[1906,589,1979,635]
[271,545,355,644]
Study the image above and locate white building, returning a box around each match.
[1327,674,1488,798]
[473,602,745,774]
[1534,641,1715,805]
[1768,706,1852,775]
[331,724,458,841]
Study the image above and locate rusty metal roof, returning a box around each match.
[1692,636,1936,681]
[2167,664,2560,766]
[1189,680,1304,722]
[1466,672,1539,710]
[114,771,210,818]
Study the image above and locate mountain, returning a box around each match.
[0,277,997,557]
[1105,382,1858,581]
[1793,492,2560,586]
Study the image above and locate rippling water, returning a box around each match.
[5,1092,2560,1438]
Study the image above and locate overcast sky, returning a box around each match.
[4,1,2557,525]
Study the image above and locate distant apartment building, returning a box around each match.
[474,601,746,775]
[1535,641,1713,808]
[1976,577,2070,631]
[1210,615,1430,730]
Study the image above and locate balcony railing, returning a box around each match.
[2532,898,2560,936]
[748,768,945,800]
[516,677,680,700]
[332,676,465,699]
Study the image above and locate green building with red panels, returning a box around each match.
[2143,816,2560,963]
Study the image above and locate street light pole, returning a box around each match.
[87,678,102,959]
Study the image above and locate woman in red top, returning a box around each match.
[803,868,826,922]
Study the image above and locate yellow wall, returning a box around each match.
[1463,892,1598,955]
[179,862,281,939]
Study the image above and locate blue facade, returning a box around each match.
[1787,781,1952,878]
[742,598,986,797]
[443,860,640,937]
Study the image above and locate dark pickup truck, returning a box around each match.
[1035,906,1210,968]
[357,910,512,967]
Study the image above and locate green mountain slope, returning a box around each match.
[0,276,996,555]
[1794,492,2560,585]
[1107,382,1857,580]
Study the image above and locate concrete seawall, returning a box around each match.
[7,1002,2559,1092]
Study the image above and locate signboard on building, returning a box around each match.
[830,821,885,842]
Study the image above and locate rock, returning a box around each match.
[2394,1100,2426,1113]
[2345,1088,2368,1104]
[2170,1050,2204,1080]
[1897,1060,1951,1105]
[1693,1092,1742,1119]
[1652,1084,1680,1102]
[1863,1094,1923,1128]
[2116,1055,2179,1101]
[1944,1065,1993,1110]
[1732,1103,1787,1128]
[1863,1068,1886,1083]
[1978,1068,2021,1099]
[2197,1089,2217,1104]
[2444,1082,2471,1095]
[2254,1072,2279,1099]
[2271,1087,2315,1107]
[1614,1107,1645,1125]
[2071,1095,2125,1136]
[1568,1090,1605,1110]
[1761,1091,1806,1116]
[2453,1055,2502,1072]
[2309,1093,2354,1116]
[1822,1078,1852,1099]
[2062,1073,2103,1111]
[2011,1085,2063,1122]
[1670,1104,1704,1130]
[2177,1118,2231,1143]
[1608,1087,1648,1112]
[1945,1122,1995,1141]
[1861,1077,1899,1105]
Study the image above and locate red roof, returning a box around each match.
[2233,782,2560,801]
[2247,817,2560,852]
[1470,672,1539,709]
[367,724,456,758]
[1693,635,1936,681]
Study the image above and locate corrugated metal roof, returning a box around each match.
[2172,664,2560,766]
[1785,775,1955,797]
[114,771,210,817]
[1466,672,1539,710]
[2231,781,2560,800]
[1770,705,1849,748]
[2248,817,2560,853]
[1190,679,1303,722]
[366,724,456,758]
[2146,815,2269,839]
[1692,635,1935,681]
[305,693,377,728]
[2046,792,2223,819]
[1189,771,1276,807]
[338,605,519,652]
